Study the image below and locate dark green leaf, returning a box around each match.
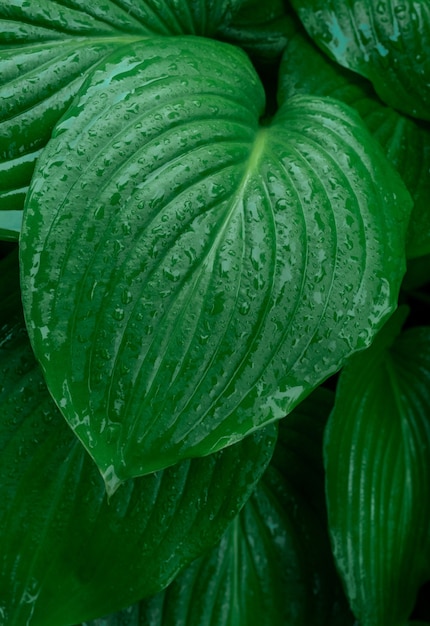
[81,389,354,626]
[0,0,244,215]
[278,31,430,259]
[20,35,412,488]
[216,0,296,66]
[402,254,430,291]
[325,309,430,625]
[289,0,430,121]
[0,257,276,626]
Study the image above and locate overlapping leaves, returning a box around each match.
[278,31,430,258]
[290,0,430,121]
[0,0,247,222]
[216,0,295,65]
[0,254,276,626]
[20,35,411,489]
[325,309,430,625]
[81,390,354,626]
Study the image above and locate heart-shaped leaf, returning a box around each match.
[0,0,244,216]
[20,35,412,489]
[289,0,430,121]
[0,254,276,626]
[81,389,354,626]
[278,31,430,259]
[325,309,430,625]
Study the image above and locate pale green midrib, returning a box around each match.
[204,126,269,268]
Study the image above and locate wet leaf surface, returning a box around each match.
[325,309,430,625]
[278,31,430,259]
[81,389,355,626]
[0,0,244,219]
[20,35,412,488]
[0,254,276,626]
[290,0,430,121]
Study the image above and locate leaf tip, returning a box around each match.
[102,464,124,499]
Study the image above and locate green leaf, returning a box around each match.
[0,28,142,215]
[278,31,430,259]
[216,0,296,66]
[0,210,22,241]
[324,309,430,625]
[20,35,412,488]
[81,389,354,626]
[289,0,430,121]
[0,0,244,216]
[0,260,276,626]
[402,254,430,291]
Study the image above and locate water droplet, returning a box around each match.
[121,289,132,305]
[163,267,180,282]
[113,307,125,321]
[238,301,250,315]
[210,182,226,198]
[394,4,407,19]
[94,205,104,220]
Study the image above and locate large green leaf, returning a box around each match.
[289,0,430,121]
[81,389,354,626]
[324,309,430,625]
[0,0,244,221]
[278,31,430,259]
[20,35,412,489]
[0,258,276,626]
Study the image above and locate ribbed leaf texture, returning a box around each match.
[278,31,430,258]
[81,389,354,626]
[0,254,276,626]
[325,309,430,625]
[0,0,244,219]
[20,35,411,489]
[290,0,430,121]
[216,0,295,65]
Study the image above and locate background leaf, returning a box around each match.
[20,35,412,487]
[324,309,430,625]
[289,0,430,121]
[278,30,430,259]
[81,389,354,626]
[0,0,244,220]
[216,0,295,67]
[0,210,21,241]
[0,254,276,626]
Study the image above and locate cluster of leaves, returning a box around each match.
[1,0,430,624]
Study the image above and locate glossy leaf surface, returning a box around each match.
[290,0,430,120]
[325,310,430,625]
[0,0,244,214]
[82,389,354,626]
[0,258,276,626]
[278,31,430,259]
[20,35,412,488]
[0,211,22,241]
